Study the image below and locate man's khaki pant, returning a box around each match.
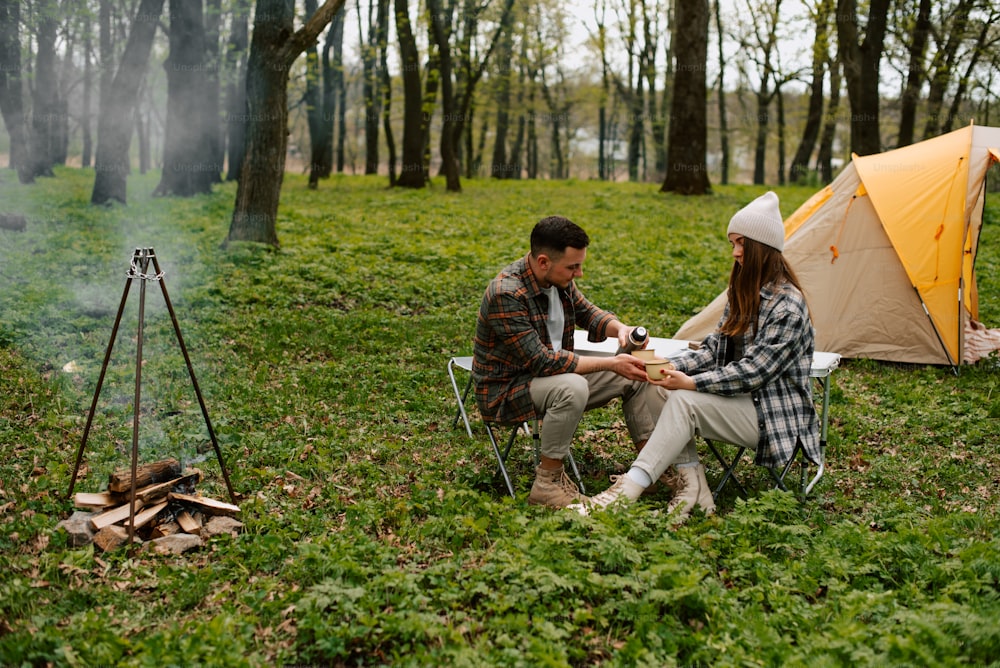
[528,371,669,461]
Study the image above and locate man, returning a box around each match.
[472,215,667,508]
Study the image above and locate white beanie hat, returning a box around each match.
[726,191,785,252]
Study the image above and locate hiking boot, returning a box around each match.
[643,465,680,497]
[666,463,716,522]
[568,474,644,516]
[528,465,587,508]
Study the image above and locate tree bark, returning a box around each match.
[29,0,60,178]
[204,0,223,183]
[378,0,395,185]
[224,0,345,247]
[661,0,710,195]
[154,0,217,197]
[223,0,250,181]
[0,0,31,182]
[713,0,728,185]
[305,0,324,188]
[789,0,831,183]
[81,16,94,168]
[91,0,166,205]
[394,0,424,187]
[490,10,515,179]
[817,54,840,183]
[836,0,891,156]
[897,0,931,147]
[426,0,460,191]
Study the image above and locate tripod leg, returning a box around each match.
[152,254,238,504]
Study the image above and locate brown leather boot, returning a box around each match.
[666,463,716,522]
[527,465,587,508]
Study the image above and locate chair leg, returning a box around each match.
[447,358,474,438]
[486,422,519,498]
[705,439,749,501]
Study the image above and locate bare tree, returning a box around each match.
[223,0,250,182]
[661,0,710,194]
[896,0,931,147]
[154,0,217,197]
[91,0,166,205]
[0,0,31,182]
[789,0,832,183]
[836,0,891,155]
[394,0,424,187]
[224,0,345,247]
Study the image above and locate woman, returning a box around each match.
[571,191,820,521]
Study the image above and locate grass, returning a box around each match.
[1,168,1000,666]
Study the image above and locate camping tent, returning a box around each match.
[675,123,1000,367]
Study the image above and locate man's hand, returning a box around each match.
[648,368,697,391]
[610,353,649,381]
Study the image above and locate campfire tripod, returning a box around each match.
[67,248,237,547]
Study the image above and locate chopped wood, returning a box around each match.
[132,471,201,505]
[73,492,117,509]
[176,510,202,535]
[168,492,240,517]
[93,525,132,552]
[90,500,146,531]
[126,501,169,530]
[108,458,182,493]
[149,520,182,539]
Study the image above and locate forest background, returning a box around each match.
[0,0,998,218]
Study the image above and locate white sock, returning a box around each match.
[626,467,652,488]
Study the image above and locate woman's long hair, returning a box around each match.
[720,238,806,337]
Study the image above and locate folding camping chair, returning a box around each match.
[447,356,585,498]
[705,351,840,502]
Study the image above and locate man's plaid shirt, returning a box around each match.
[669,282,821,469]
[472,255,616,425]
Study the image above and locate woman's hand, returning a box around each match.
[648,368,697,391]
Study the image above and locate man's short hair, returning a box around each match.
[530,216,590,258]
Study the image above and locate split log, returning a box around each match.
[176,510,202,535]
[168,492,240,517]
[73,492,118,509]
[108,458,182,493]
[132,471,201,505]
[127,501,168,530]
[149,520,182,539]
[90,500,146,531]
[93,525,141,552]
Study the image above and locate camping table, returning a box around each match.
[573,331,840,493]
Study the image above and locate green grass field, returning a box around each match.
[2,168,1000,666]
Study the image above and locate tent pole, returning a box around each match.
[915,288,958,375]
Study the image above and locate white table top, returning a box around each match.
[572,331,840,376]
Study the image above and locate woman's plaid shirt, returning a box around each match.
[472,255,616,425]
[669,282,821,469]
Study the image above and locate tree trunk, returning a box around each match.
[490,19,513,178]
[223,0,249,182]
[91,0,166,205]
[29,0,60,178]
[394,0,423,187]
[224,0,345,247]
[817,55,840,183]
[789,0,830,183]
[713,0,728,185]
[897,0,930,147]
[379,0,395,186]
[661,0,710,195]
[359,0,380,175]
[81,18,94,168]
[326,10,345,175]
[426,0,460,191]
[305,0,324,189]
[155,0,217,197]
[204,0,222,183]
[0,0,31,182]
[334,13,347,173]
[836,0,890,156]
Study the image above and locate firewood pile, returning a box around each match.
[58,458,242,554]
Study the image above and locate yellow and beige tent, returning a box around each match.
[675,123,1000,367]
